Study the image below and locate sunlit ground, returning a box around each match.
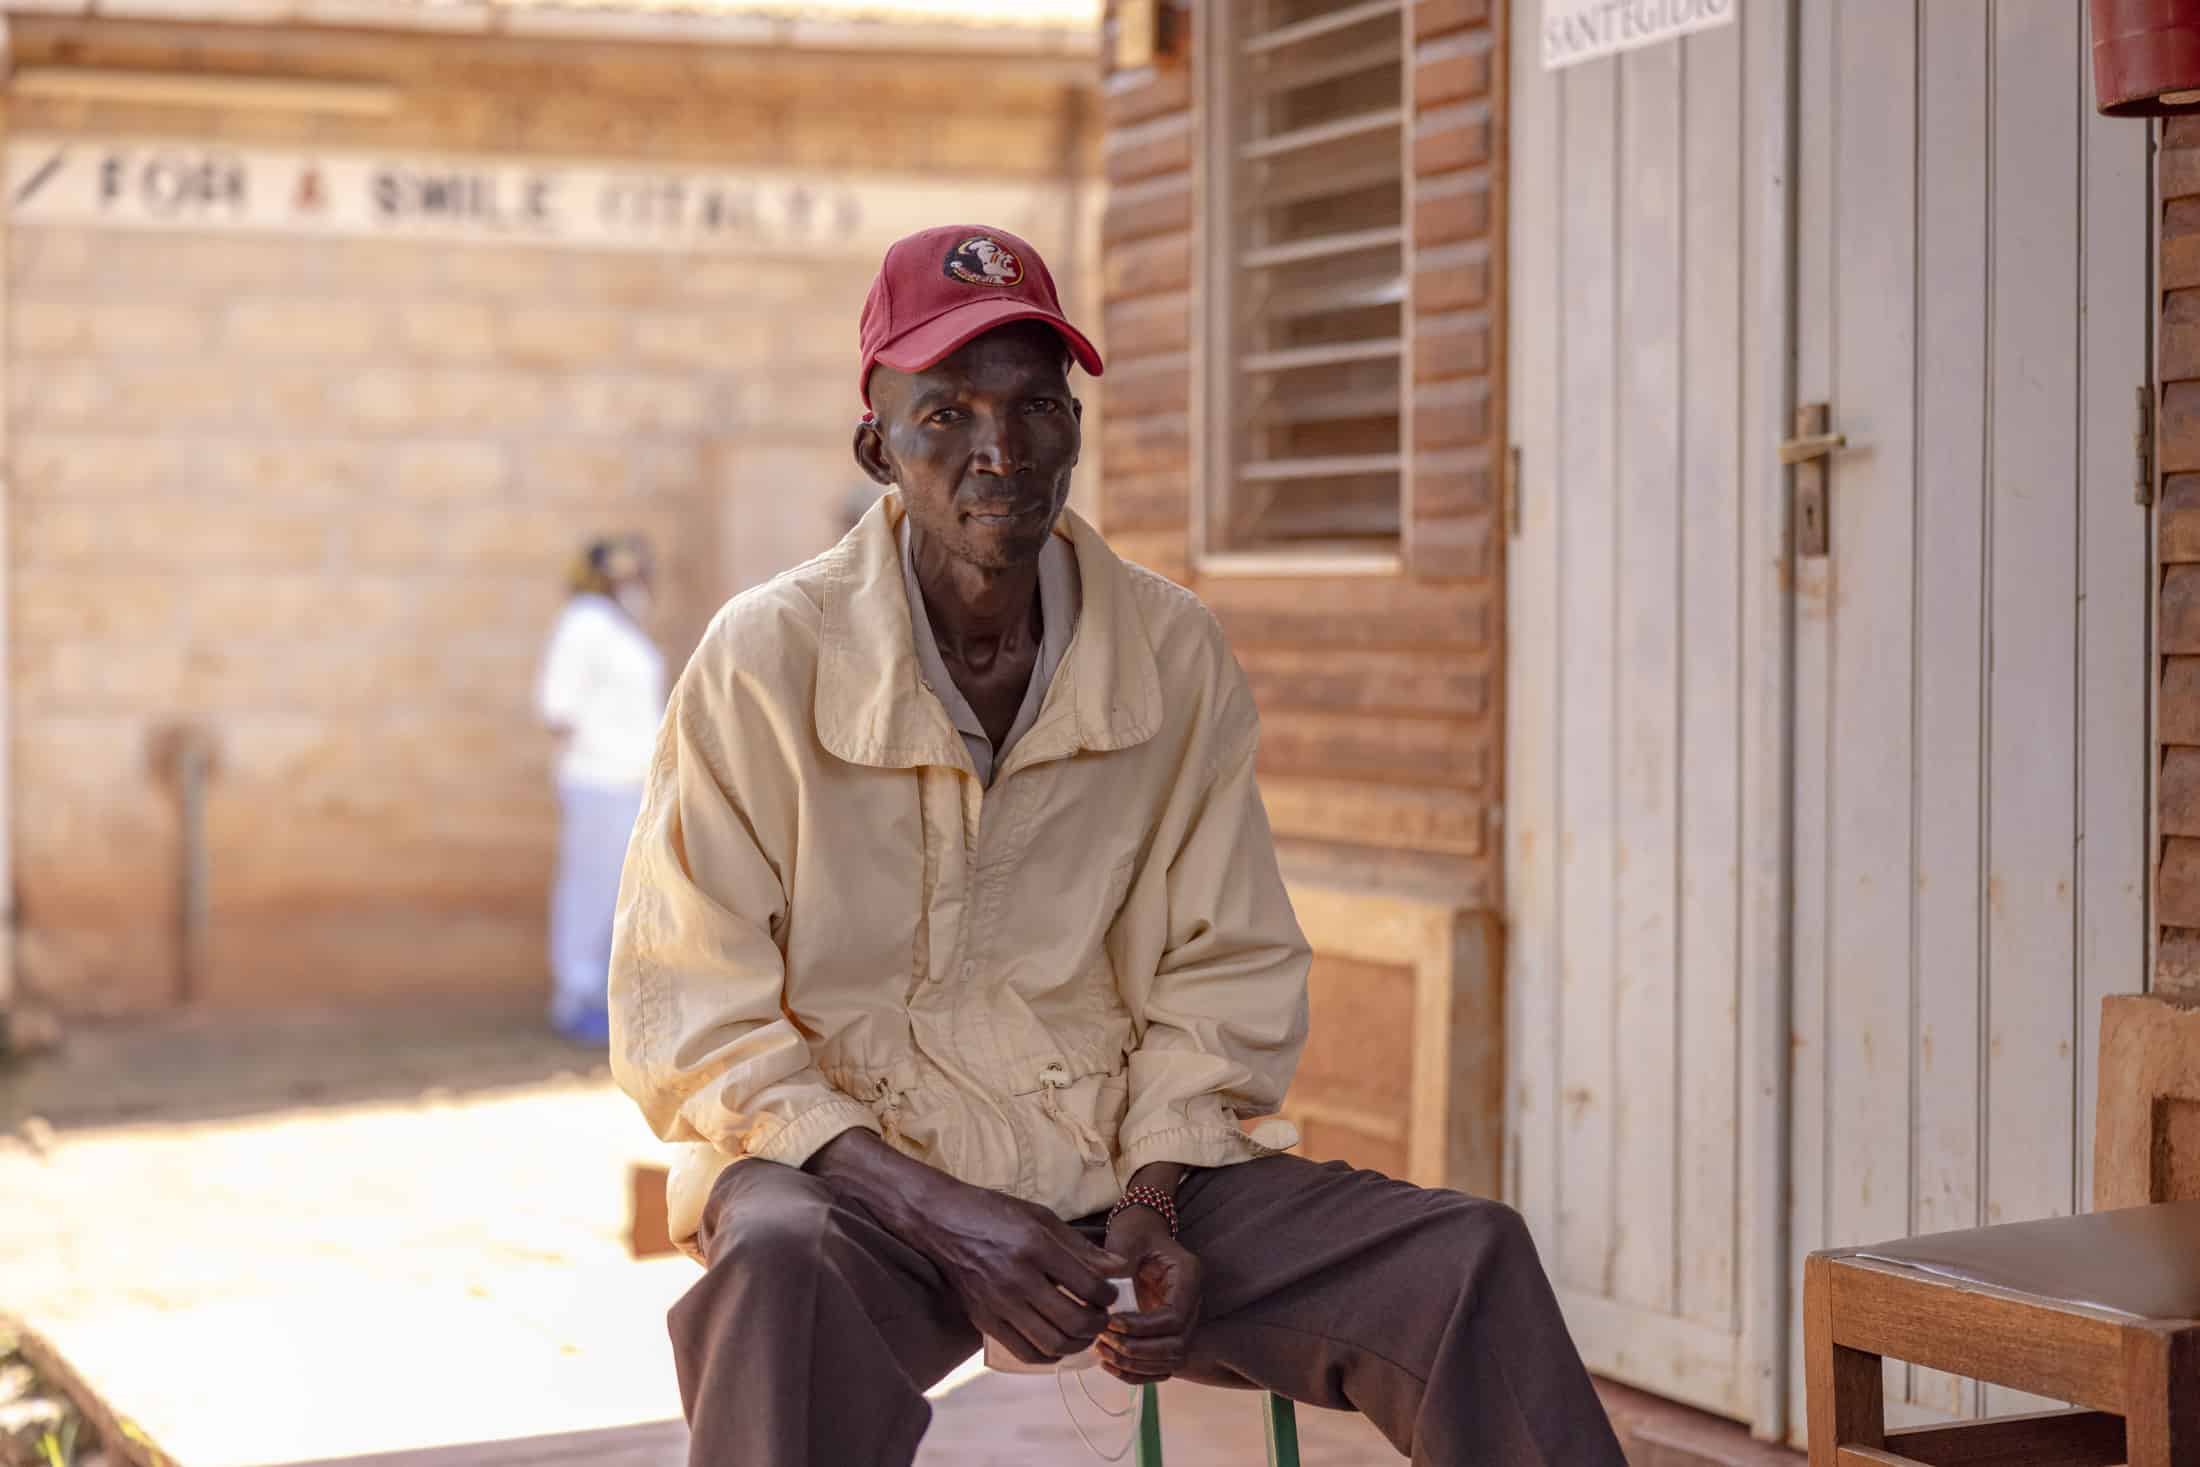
[0,1004,1393,1466]
[4,1080,695,1464]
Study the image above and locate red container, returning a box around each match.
[2093,0,2200,117]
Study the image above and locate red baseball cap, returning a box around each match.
[857,224,1104,407]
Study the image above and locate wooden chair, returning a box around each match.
[1804,994,2200,1466]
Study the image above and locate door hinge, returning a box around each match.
[1503,444,1522,538]
[2137,385,2157,507]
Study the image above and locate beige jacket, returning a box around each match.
[610,493,1310,1258]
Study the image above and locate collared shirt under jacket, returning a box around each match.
[609,492,1311,1258]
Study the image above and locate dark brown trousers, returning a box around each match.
[668,1154,1627,1466]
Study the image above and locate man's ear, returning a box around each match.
[852,419,896,488]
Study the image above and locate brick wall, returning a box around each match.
[8,18,1097,1011]
[2162,117,2200,995]
[1095,0,1504,1183]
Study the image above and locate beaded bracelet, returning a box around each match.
[1107,1183,1180,1239]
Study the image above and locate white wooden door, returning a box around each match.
[1783,0,2151,1435]
[1504,3,1794,1426]
[1509,0,2152,1442]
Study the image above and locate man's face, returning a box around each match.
[856,322,1081,572]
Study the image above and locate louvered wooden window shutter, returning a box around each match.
[1200,0,1408,560]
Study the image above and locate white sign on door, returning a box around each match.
[5,136,1068,256]
[1541,0,1735,71]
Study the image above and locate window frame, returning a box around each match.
[1190,0,1418,579]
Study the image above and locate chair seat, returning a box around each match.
[1835,1199,2200,1321]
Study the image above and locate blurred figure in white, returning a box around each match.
[536,534,665,1044]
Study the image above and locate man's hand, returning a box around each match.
[804,1129,1127,1366]
[909,1184,1128,1365]
[1097,1190,1202,1385]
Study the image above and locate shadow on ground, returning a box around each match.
[0,998,607,1136]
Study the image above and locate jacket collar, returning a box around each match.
[815,491,1164,773]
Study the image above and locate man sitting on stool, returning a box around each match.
[610,223,1625,1467]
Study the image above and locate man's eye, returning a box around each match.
[928,408,966,426]
[1025,399,1061,415]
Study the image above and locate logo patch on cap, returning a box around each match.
[943,235,1026,289]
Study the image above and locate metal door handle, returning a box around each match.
[1777,430,1848,464]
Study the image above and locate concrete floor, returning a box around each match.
[0,1000,1399,1466]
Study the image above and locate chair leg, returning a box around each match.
[1803,1256,1885,1466]
[2123,1327,2200,1467]
[1263,1394,1300,1467]
[1135,1381,1163,1467]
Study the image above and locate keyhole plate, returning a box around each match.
[1793,403,1831,559]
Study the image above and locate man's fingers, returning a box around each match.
[976,1287,1090,1365]
[1106,1308,1191,1338]
[999,1327,1060,1363]
[1003,1295,1091,1361]
[1096,1347,1179,1387]
[1041,1215,1128,1274]
[1096,1333,1186,1371]
[1026,1280,1108,1346]
[1096,1334,1186,1382]
[976,1313,1050,1366]
[1044,1233,1129,1305]
[1095,1328,1188,1363]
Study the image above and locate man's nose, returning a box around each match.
[971,413,1033,475]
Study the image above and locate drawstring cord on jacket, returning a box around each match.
[1037,1064,1111,1169]
[874,1067,1112,1166]
[870,1077,904,1147]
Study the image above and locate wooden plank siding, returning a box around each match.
[1093,0,1505,1196]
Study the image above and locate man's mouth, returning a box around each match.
[966,503,1044,526]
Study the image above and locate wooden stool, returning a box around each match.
[1805,1200,2200,1465]
[1135,1384,1299,1467]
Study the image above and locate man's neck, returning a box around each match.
[908,524,1042,671]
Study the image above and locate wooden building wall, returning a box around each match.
[1093,0,1504,1193]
